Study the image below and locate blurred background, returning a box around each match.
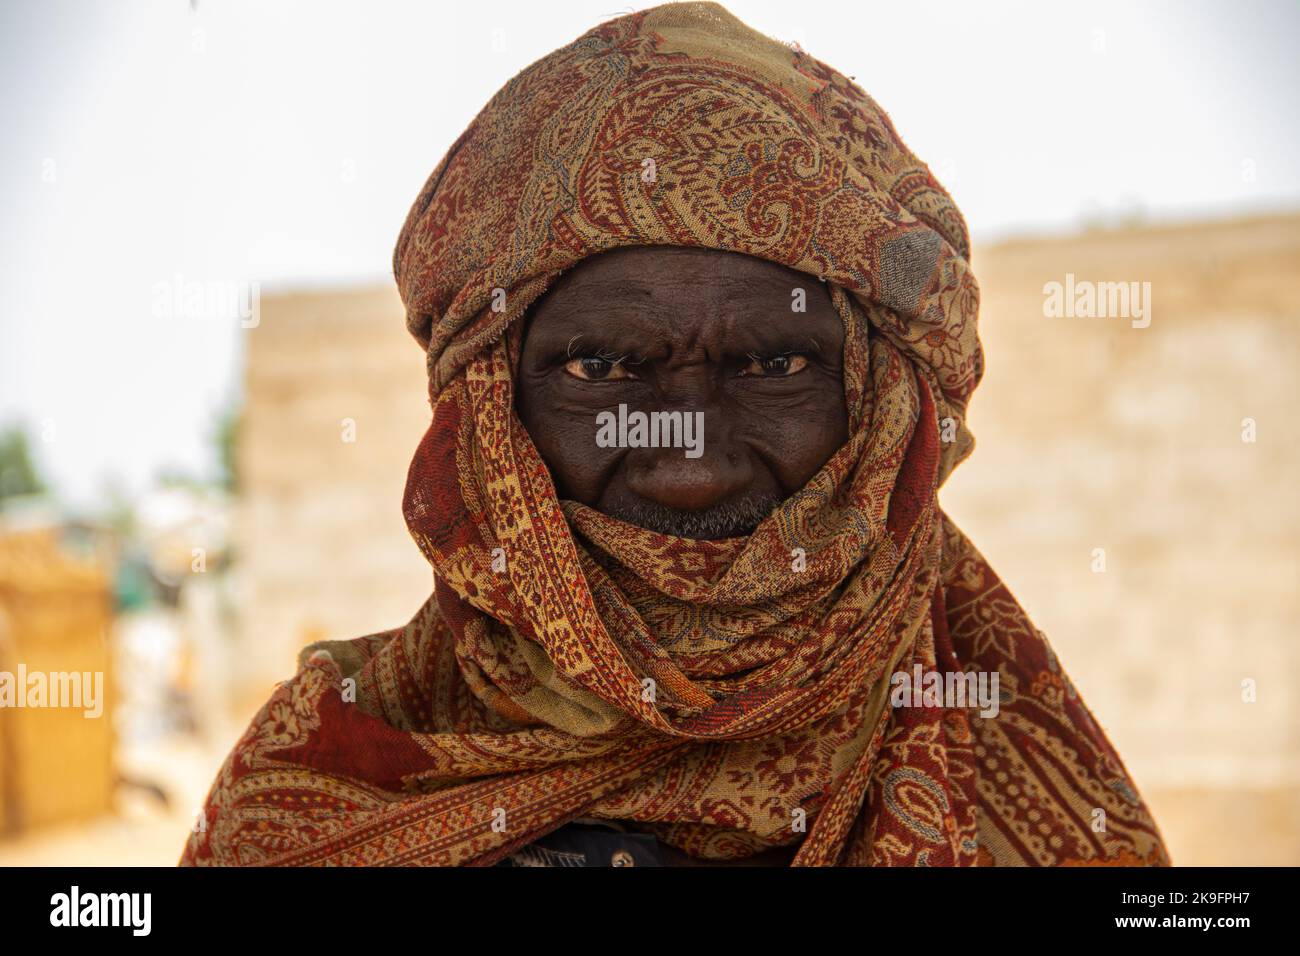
[0,0,1296,865]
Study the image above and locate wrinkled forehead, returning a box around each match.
[519,245,847,353]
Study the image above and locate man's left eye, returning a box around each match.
[741,354,808,377]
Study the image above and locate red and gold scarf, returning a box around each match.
[182,2,1168,866]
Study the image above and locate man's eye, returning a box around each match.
[563,356,635,381]
[741,353,808,377]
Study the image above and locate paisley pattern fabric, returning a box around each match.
[182,2,1167,867]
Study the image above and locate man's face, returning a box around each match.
[516,246,849,539]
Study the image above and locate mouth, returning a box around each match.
[601,492,783,540]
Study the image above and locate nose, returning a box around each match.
[624,441,753,512]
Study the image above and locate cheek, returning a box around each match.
[739,387,849,484]
[516,387,621,503]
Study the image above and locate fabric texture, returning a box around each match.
[182,1,1168,867]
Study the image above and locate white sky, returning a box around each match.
[2,0,1298,506]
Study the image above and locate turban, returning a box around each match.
[183,2,1167,866]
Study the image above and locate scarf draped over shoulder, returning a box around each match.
[182,1,1168,867]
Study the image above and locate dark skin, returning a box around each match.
[516,246,850,539]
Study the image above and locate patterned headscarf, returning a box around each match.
[183,2,1168,866]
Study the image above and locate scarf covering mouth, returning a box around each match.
[182,1,1168,866]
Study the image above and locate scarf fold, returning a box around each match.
[182,1,1167,866]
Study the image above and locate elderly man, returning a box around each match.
[182,2,1167,867]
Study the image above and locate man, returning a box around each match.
[182,2,1167,866]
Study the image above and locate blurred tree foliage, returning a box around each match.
[0,426,46,502]
[215,407,240,492]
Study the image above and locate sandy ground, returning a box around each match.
[0,727,236,867]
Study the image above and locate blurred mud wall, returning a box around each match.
[234,287,432,713]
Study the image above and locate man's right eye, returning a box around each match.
[563,357,635,381]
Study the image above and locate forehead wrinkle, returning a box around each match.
[551,263,813,306]
[530,263,839,352]
[547,275,657,307]
[530,294,677,346]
